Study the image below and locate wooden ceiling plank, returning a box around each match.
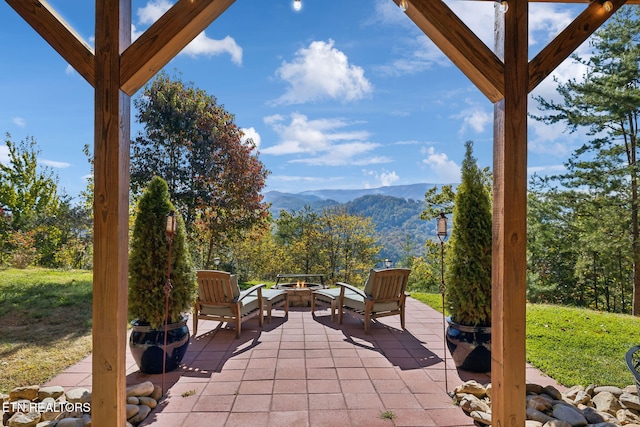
[5,0,95,86]
[529,0,627,92]
[120,0,235,95]
[400,0,505,102]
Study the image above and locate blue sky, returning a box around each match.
[0,0,591,199]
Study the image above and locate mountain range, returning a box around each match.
[263,183,438,215]
[262,183,444,262]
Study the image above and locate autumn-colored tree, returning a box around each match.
[131,72,269,268]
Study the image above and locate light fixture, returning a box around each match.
[496,0,509,13]
[603,0,613,12]
[293,0,302,11]
[214,257,220,267]
[165,210,177,236]
[437,211,448,240]
[436,211,449,394]
[384,258,393,269]
[398,0,409,11]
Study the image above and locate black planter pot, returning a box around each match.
[445,317,491,373]
[129,317,190,374]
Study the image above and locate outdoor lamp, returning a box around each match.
[437,211,448,240]
[214,257,220,267]
[384,259,392,269]
[165,210,177,236]
[436,210,449,392]
[398,0,408,11]
[293,0,302,11]
[497,0,509,13]
[603,0,613,12]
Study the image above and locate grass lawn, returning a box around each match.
[0,268,93,393]
[411,292,640,388]
[2,272,640,392]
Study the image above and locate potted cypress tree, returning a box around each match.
[128,176,197,374]
[444,141,492,372]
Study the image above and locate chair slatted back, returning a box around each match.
[196,270,234,305]
[369,268,411,302]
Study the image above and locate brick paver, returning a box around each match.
[46,298,563,426]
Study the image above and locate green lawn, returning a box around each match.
[1,272,639,392]
[411,292,640,387]
[0,268,93,393]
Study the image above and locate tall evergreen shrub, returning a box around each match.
[445,141,492,326]
[129,176,196,329]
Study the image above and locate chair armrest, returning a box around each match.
[625,345,640,383]
[237,283,265,302]
[336,282,366,298]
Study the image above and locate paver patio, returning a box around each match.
[46,297,562,426]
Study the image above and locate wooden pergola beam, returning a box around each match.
[5,0,95,86]
[400,0,505,103]
[120,0,236,95]
[91,0,130,424]
[491,0,529,423]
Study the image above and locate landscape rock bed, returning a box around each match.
[1,381,160,426]
[454,380,640,426]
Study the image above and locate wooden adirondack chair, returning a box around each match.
[337,268,411,333]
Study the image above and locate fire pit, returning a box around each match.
[274,274,326,307]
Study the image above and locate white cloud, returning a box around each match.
[40,159,71,168]
[291,142,389,166]
[368,0,415,29]
[375,35,450,77]
[262,112,370,155]
[240,127,261,149]
[182,34,242,65]
[422,147,461,183]
[527,164,566,176]
[261,112,388,167]
[134,1,242,64]
[529,4,576,49]
[361,169,400,187]
[451,101,492,135]
[12,117,25,128]
[136,0,172,24]
[379,171,400,186]
[271,40,372,105]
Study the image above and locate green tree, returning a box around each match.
[527,176,582,305]
[444,141,492,326]
[131,71,269,268]
[0,134,59,231]
[533,7,640,314]
[274,207,324,275]
[320,207,380,284]
[0,134,63,267]
[128,176,196,329]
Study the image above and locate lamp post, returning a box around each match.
[162,210,177,395]
[384,258,392,269]
[436,211,449,394]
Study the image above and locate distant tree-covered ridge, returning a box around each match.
[264,187,436,264]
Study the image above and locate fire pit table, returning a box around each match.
[274,274,326,307]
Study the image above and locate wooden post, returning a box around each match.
[491,0,529,424]
[92,1,131,425]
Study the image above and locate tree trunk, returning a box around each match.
[630,131,640,315]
